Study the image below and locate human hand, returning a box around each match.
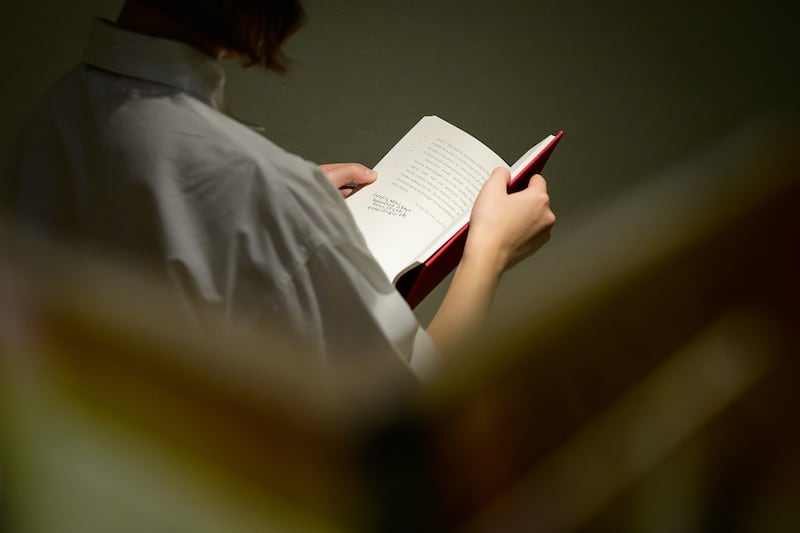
[319,163,378,198]
[466,168,555,274]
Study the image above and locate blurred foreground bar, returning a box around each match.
[1,114,799,532]
[418,113,800,532]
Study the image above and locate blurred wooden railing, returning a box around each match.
[1,115,798,532]
[415,114,800,532]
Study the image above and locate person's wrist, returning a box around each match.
[462,234,507,280]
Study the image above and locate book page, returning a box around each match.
[413,133,557,264]
[346,116,508,281]
[509,135,557,176]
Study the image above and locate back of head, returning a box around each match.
[139,0,306,70]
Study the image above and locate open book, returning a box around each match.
[346,115,563,308]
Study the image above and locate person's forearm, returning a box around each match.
[426,252,502,357]
[427,168,555,357]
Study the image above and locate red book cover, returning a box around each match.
[397,131,564,308]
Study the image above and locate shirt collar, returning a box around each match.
[82,19,226,109]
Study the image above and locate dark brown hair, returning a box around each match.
[141,0,306,71]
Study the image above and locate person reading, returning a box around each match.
[4,0,555,379]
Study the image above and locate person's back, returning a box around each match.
[7,16,435,368]
[9,46,211,262]
[5,0,557,379]
[8,22,356,297]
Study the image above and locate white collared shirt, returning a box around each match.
[6,20,439,378]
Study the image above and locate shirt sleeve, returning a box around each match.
[197,130,442,381]
[262,157,442,381]
[297,238,441,381]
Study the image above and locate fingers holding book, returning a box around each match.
[467,167,556,273]
[319,163,378,198]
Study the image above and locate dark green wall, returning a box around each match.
[3,1,798,320]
